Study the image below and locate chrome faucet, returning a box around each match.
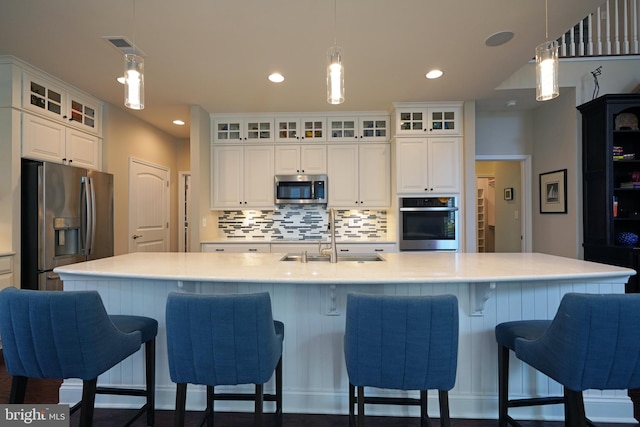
[319,208,338,263]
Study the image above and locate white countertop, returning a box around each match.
[54,252,636,284]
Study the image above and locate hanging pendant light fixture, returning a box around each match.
[327,0,344,104]
[124,0,144,110]
[535,0,559,101]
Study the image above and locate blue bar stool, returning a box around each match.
[495,292,640,427]
[166,291,284,427]
[344,293,459,427]
[0,287,158,427]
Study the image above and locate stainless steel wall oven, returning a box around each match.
[399,197,458,251]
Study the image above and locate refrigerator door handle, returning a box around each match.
[87,176,96,255]
[81,176,92,256]
[80,176,87,254]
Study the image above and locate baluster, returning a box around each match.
[606,0,612,54]
[578,18,585,56]
[597,6,603,55]
[632,0,639,54]
[587,13,593,56]
[570,22,577,56]
[623,0,630,54]
[614,0,621,54]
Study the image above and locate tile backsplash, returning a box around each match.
[217,205,387,241]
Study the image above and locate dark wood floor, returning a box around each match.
[0,351,635,426]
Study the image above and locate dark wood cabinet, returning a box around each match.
[578,94,640,420]
[579,94,640,291]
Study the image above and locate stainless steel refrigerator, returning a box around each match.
[21,159,114,290]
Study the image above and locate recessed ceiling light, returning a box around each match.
[425,69,444,79]
[173,120,185,126]
[268,73,285,83]
[485,31,515,47]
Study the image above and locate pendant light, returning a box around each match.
[327,0,344,104]
[535,0,559,101]
[125,0,144,110]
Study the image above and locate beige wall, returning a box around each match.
[102,104,188,255]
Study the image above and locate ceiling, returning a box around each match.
[0,0,605,139]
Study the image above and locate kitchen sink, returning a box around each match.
[279,253,385,262]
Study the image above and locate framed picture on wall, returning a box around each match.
[539,169,567,214]
[504,187,513,200]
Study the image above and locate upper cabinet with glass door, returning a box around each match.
[275,116,326,143]
[213,116,274,143]
[393,103,462,136]
[22,72,102,136]
[327,114,389,142]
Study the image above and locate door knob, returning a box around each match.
[132,234,143,239]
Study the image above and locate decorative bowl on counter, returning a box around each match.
[616,232,639,247]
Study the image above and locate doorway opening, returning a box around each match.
[475,156,532,253]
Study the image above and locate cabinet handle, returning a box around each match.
[215,248,224,252]
[248,248,258,252]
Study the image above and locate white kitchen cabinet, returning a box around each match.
[22,113,101,170]
[327,115,389,142]
[335,243,397,254]
[213,116,274,143]
[275,116,326,142]
[327,143,390,208]
[211,145,275,209]
[22,71,101,135]
[270,243,321,255]
[396,137,460,194]
[394,104,462,136]
[274,145,326,175]
[201,243,270,253]
[0,254,13,290]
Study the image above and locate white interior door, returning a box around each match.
[129,158,170,253]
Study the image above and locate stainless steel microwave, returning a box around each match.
[274,174,327,204]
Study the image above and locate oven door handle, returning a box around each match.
[400,207,459,212]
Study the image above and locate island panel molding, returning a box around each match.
[55,252,635,422]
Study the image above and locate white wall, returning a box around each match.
[476,110,533,156]
[476,58,640,259]
[530,90,581,257]
[103,105,188,255]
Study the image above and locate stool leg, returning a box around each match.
[145,338,156,426]
[9,376,28,404]
[255,383,264,427]
[80,378,97,427]
[438,390,450,427]
[357,386,365,427]
[498,344,510,427]
[174,383,187,427]
[206,386,214,427]
[565,387,587,427]
[419,390,428,427]
[275,356,283,427]
[348,383,356,427]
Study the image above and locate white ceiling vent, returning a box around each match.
[101,36,145,56]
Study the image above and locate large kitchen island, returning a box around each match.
[55,251,636,422]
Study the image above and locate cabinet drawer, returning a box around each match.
[0,273,13,289]
[0,257,12,275]
[336,243,397,253]
[202,243,270,253]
